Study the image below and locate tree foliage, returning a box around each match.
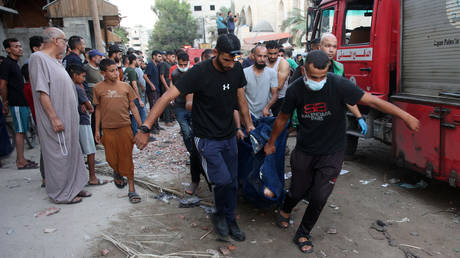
[281,8,306,46]
[113,26,129,43]
[148,0,199,51]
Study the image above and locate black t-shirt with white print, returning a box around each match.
[281,73,364,155]
[175,58,246,140]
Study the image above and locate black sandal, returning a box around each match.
[293,232,314,254]
[276,211,290,229]
[128,192,141,203]
[113,172,127,189]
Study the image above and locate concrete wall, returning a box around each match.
[3,27,45,66]
[63,17,92,49]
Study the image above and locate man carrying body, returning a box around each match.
[0,38,38,170]
[266,51,420,253]
[265,41,290,116]
[29,27,89,204]
[136,34,254,242]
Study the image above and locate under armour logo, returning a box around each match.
[223,84,230,90]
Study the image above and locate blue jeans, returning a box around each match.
[174,106,193,153]
[130,98,146,135]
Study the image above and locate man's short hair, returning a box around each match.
[311,38,321,45]
[99,58,116,71]
[304,50,330,70]
[166,50,175,56]
[68,36,83,50]
[193,57,199,63]
[265,40,279,50]
[201,49,213,60]
[29,36,43,52]
[152,50,161,57]
[66,63,86,78]
[3,38,19,49]
[128,54,137,64]
[177,52,189,62]
[215,34,241,55]
[286,49,293,58]
[135,50,143,56]
[279,48,285,53]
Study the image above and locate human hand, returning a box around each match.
[262,107,270,117]
[264,142,276,156]
[358,117,367,135]
[135,131,150,150]
[246,124,255,133]
[236,129,245,140]
[81,104,86,113]
[94,131,101,144]
[51,117,64,133]
[404,114,420,132]
[139,100,145,108]
[151,85,156,91]
[88,105,94,113]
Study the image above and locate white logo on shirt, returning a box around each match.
[223,83,230,91]
[107,90,121,98]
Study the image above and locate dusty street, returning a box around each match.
[1,123,460,258]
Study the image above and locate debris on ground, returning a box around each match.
[340,169,350,175]
[387,217,410,223]
[320,250,327,256]
[329,204,340,210]
[6,183,20,189]
[327,227,337,234]
[101,249,110,256]
[34,207,61,218]
[43,228,57,233]
[219,246,231,256]
[6,229,14,235]
[179,196,201,208]
[359,178,376,185]
[200,205,216,214]
[388,178,400,184]
[381,183,389,188]
[398,180,428,189]
[228,245,237,251]
[154,192,175,204]
[284,171,292,180]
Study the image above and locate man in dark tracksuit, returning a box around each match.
[135,34,255,242]
[265,50,420,254]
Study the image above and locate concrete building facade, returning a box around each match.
[127,25,152,55]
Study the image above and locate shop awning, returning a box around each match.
[243,33,291,44]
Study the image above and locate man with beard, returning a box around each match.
[83,49,104,102]
[63,36,85,68]
[241,45,278,119]
[265,41,290,116]
[108,44,123,81]
[136,34,254,242]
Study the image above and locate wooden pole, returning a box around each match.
[89,0,104,52]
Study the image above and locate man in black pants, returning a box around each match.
[264,50,420,254]
[136,34,254,242]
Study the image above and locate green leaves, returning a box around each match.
[281,8,306,46]
[148,0,199,51]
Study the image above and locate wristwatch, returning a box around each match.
[138,125,151,134]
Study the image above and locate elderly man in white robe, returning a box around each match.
[29,27,90,204]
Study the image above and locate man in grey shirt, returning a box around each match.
[243,45,278,119]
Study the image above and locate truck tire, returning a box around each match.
[345,135,358,156]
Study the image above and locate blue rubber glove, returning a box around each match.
[358,117,367,135]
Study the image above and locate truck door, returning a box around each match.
[336,0,375,92]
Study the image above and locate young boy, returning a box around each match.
[66,64,108,186]
[93,59,142,203]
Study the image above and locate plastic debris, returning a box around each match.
[228,245,237,251]
[381,183,389,188]
[320,250,327,257]
[340,169,350,175]
[398,180,428,189]
[410,232,419,236]
[219,246,231,256]
[34,207,61,218]
[388,217,410,223]
[250,240,257,244]
[101,249,110,256]
[154,192,175,204]
[327,227,337,234]
[179,196,201,208]
[388,178,400,184]
[200,205,216,214]
[454,248,460,253]
[329,204,340,210]
[359,178,376,185]
[6,229,14,235]
[6,183,20,189]
[43,228,57,233]
[24,177,31,183]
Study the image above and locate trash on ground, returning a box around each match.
[101,249,110,256]
[329,204,340,210]
[381,183,389,188]
[6,183,20,189]
[227,245,237,251]
[398,180,428,189]
[24,177,31,183]
[387,217,410,223]
[154,192,175,204]
[359,178,376,185]
[43,228,57,233]
[388,178,400,184]
[340,169,350,175]
[200,205,216,214]
[410,232,419,236]
[284,171,292,180]
[219,246,231,256]
[327,227,337,234]
[6,229,14,235]
[179,196,201,208]
[34,207,61,218]
[320,250,327,256]
[250,240,257,244]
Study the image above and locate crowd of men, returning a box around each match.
[0,27,420,253]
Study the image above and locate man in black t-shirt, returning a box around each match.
[265,51,420,254]
[136,34,254,242]
[159,50,176,126]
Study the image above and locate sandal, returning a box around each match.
[65,196,82,204]
[128,192,141,203]
[276,211,291,229]
[87,178,110,186]
[17,162,39,170]
[113,172,127,189]
[293,232,314,254]
[185,182,198,196]
[77,190,92,198]
[26,159,38,165]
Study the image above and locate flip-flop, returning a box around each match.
[17,162,39,170]
[87,178,110,186]
[128,192,141,203]
[113,171,127,189]
[77,190,92,198]
[65,196,83,204]
[26,159,38,165]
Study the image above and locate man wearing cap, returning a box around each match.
[84,49,104,102]
[108,44,123,81]
[136,34,254,242]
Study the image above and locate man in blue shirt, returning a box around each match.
[216,13,227,35]
[145,50,163,134]
[63,36,85,68]
[226,11,238,34]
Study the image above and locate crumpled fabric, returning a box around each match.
[238,116,288,208]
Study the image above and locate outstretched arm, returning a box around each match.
[264,112,290,155]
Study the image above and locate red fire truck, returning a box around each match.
[307,0,460,186]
